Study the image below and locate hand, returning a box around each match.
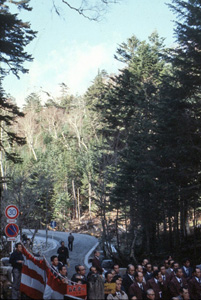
[17,260,24,264]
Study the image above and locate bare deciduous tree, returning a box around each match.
[52,0,121,21]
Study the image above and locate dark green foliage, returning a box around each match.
[2,0,201,262]
[0,0,36,78]
[0,0,36,163]
[169,0,201,95]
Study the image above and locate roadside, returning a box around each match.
[20,230,99,278]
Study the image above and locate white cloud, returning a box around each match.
[3,41,121,107]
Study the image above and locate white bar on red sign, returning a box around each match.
[7,237,17,241]
[7,219,17,223]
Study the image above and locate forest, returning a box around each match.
[1,0,201,264]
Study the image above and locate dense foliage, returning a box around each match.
[1,0,201,262]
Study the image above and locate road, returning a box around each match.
[23,230,99,278]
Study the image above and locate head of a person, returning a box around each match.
[78,265,86,275]
[59,265,67,277]
[194,267,201,279]
[134,271,143,283]
[69,233,72,235]
[111,269,115,277]
[113,264,120,274]
[112,275,122,284]
[147,289,155,300]
[90,266,97,274]
[175,268,183,278]
[51,255,58,266]
[182,258,190,268]
[15,242,22,252]
[167,255,172,261]
[127,264,135,275]
[146,263,152,273]
[136,265,143,273]
[180,287,190,300]
[159,265,166,275]
[173,262,180,270]
[164,260,169,269]
[169,259,174,267]
[94,250,100,257]
[142,258,149,266]
[153,265,158,272]
[75,264,81,273]
[115,280,122,292]
[60,241,65,247]
[105,271,113,283]
[153,270,162,280]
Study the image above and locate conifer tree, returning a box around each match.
[0,0,36,163]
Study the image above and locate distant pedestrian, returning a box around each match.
[68,233,74,251]
[92,250,104,275]
[9,242,24,300]
[57,241,69,265]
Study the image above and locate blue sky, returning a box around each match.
[4,0,176,107]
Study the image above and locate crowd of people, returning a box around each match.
[100,255,201,300]
[48,249,201,300]
[8,235,201,300]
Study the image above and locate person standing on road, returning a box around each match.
[92,250,104,275]
[68,233,74,251]
[9,242,24,300]
[57,241,69,265]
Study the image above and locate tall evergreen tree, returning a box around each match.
[96,33,170,256]
[0,0,36,164]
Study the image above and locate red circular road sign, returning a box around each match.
[5,223,19,238]
[5,205,19,219]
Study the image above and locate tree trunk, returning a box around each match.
[193,197,197,259]
[28,140,38,161]
[0,125,7,190]
[145,224,150,254]
[168,215,173,249]
[125,211,129,249]
[115,210,120,250]
[77,187,80,223]
[130,230,137,264]
[72,180,77,219]
[88,173,92,219]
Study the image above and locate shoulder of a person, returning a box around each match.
[130,282,137,288]
[122,273,128,279]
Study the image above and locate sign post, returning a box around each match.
[4,205,19,252]
[5,223,19,238]
[5,205,19,219]
[50,221,56,239]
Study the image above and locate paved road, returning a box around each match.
[24,230,99,278]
